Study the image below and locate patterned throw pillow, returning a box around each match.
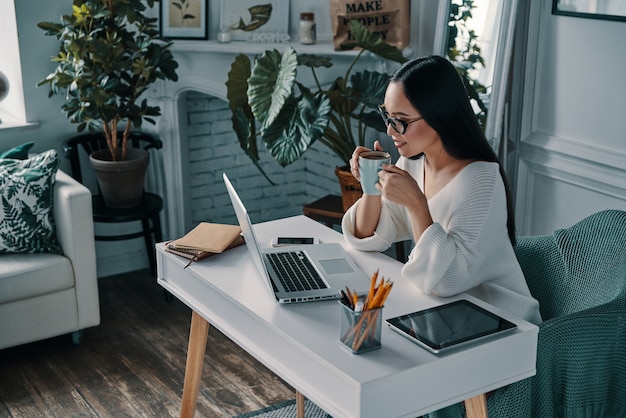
[0,142,35,159]
[0,149,62,254]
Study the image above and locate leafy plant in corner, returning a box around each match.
[446,0,489,129]
[225,20,407,182]
[37,0,179,161]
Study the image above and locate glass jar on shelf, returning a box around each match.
[299,12,316,45]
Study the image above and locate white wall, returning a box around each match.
[514,1,626,235]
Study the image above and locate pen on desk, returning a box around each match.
[344,287,355,310]
[339,289,351,308]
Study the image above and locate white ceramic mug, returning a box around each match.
[358,150,391,195]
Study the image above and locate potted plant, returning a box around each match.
[37,0,179,207]
[225,20,407,208]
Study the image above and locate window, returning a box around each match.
[0,0,28,128]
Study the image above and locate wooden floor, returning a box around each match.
[0,269,295,417]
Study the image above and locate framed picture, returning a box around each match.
[220,0,290,41]
[160,0,209,40]
[552,0,626,22]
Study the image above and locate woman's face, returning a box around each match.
[382,81,440,158]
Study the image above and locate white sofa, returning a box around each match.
[0,170,100,349]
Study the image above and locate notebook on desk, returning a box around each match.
[223,173,370,303]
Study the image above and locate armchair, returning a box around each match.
[428,209,626,417]
[0,170,100,349]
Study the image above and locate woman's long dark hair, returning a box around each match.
[390,55,516,246]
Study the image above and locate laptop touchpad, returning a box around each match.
[319,259,354,275]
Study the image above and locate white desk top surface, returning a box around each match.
[157,215,538,418]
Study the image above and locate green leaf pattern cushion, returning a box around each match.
[0,141,35,159]
[0,149,62,254]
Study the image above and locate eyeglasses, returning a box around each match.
[378,105,423,135]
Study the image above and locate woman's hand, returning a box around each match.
[377,164,424,207]
[378,163,433,239]
[350,140,385,181]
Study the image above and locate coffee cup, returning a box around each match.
[358,151,391,195]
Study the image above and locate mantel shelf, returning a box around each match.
[170,39,412,60]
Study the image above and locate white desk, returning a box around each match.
[156,215,538,418]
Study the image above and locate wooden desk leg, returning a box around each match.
[464,393,488,418]
[180,310,210,418]
[295,390,305,418]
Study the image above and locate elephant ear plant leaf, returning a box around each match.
[226,53,268,182]
[225,19,408,181]
[248,49,298,130]
[263,89,332,166]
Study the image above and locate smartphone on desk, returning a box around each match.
[271,237,320,247]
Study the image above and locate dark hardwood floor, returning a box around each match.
[0,269,294,417]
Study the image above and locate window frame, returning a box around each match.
[0,0,28,129]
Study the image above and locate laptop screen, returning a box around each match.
[223,173,274,289]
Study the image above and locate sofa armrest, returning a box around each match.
[53,170,100,328]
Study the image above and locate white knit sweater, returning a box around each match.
[342,156,542,325]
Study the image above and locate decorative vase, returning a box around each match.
[335,166,363,211]
[89,148,149,208]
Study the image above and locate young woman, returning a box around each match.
[342,55,541,324]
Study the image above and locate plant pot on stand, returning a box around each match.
[89,148,150,208]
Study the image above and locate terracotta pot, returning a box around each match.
[89,148,149,208]
[335,165,363,211]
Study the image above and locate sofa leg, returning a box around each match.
[72,330,83,345]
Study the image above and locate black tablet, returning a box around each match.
[386,299,517,354]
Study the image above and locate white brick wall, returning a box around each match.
[184,91,346,228]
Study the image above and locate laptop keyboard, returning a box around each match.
[265,251,328,293]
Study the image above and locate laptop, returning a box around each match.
[223,173,370,303]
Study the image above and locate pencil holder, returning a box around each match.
[339,302,383,354]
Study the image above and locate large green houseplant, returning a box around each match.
[38,0,178,160]
[37,0,178,206]
[226,20,407,187]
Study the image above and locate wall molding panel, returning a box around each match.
[514,0,626,237]
[516,133,626,235]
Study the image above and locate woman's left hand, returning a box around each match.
[377,164,425,207]
[378,163,433,239]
